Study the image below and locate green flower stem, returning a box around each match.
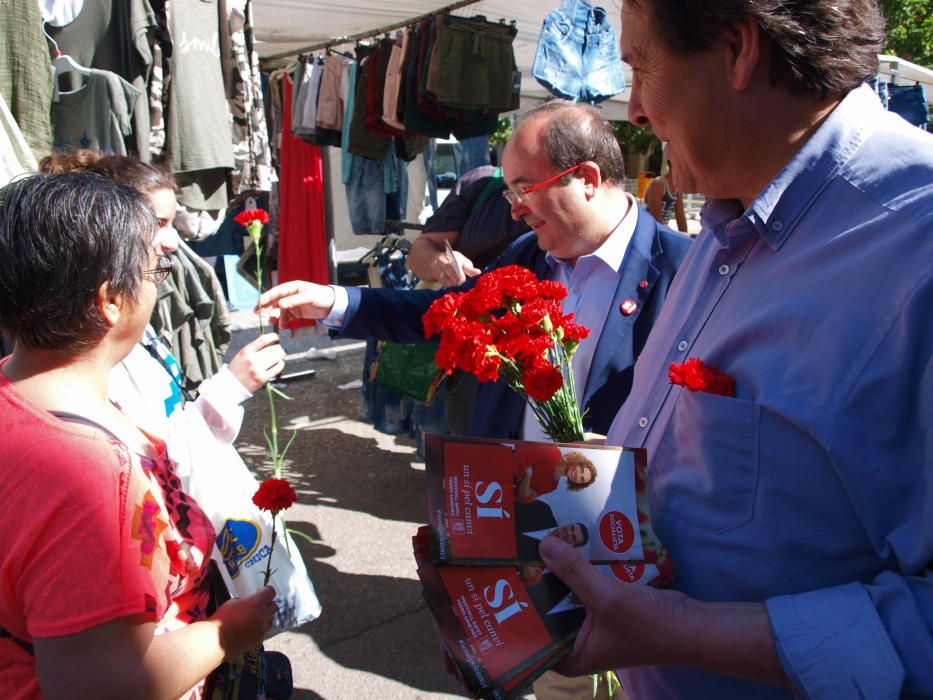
[266,384,282,477]
[494,335,585,443]
[254,230,264,335]
[252,228,285,480]
[262,511,278,586]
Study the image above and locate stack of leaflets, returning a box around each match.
[414,435,675,699]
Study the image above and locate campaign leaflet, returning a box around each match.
[426,434,669,567]
[415,528,576,699]
[413,515,677,699]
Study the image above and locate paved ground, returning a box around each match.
[224,311,534,700]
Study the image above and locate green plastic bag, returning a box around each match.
[371,341,444,404]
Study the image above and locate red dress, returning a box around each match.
[512,443,563,504]
[278,77,330,330]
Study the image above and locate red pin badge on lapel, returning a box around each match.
[620,299,638,316]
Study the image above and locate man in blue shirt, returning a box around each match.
[537,1,933,698]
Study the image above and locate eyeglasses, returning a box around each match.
[143,255,173,283]
[501,164,581,205]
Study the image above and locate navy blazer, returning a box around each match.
[339,206,692,439]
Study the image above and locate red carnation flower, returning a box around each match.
[522,359,564,402]
[252,477,297,513]
[668,358,735,397]
[535,279,568,302]
[517,298,562,328]
[423,292,464,338]
[234,208,270,227]
[495,265,537,292]
[561,321,590,342]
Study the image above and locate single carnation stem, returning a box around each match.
[253,231,284,478]
[263,513,278,586]
[255,234,265,335]
[267,385,282,477]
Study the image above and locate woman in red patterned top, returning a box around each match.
[512,443,598,504]
[0,173,276,700]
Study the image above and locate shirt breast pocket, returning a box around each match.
[652,390,760,534]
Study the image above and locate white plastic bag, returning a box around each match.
[167,403,322,633]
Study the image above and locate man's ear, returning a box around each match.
[578,161,602,198]
[722,15,763,91]
[96,281,125,328]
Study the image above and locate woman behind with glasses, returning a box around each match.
[0,172,276,699]
[39,151,286,447]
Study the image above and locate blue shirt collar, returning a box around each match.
[703,84,882,251]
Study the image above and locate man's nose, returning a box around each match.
[627,86,649,126]
[509,197,529,221]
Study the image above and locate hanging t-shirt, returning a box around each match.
[47,0,155,159]
[167,0,234,171]
[51,68,139,155]
[167,0,234,209]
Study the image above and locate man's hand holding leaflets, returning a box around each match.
[415,435,674,699]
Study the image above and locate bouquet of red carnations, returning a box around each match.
[422,265,590,442]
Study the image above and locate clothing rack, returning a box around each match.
[260,0,486,64]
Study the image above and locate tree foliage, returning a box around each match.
[878,0,933,67]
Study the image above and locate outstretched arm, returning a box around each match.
[258,281,337,329]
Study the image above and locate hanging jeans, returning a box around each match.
[346,156,386,234]
[887,83,929,129]
[532,0,625,104]
[423,141,439,211]
[452,135,491,178]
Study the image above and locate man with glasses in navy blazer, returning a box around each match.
[261,101,692,443]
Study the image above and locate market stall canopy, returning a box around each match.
[252,0,636,120]
[251,2,933,124]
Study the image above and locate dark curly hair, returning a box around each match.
[40,149,177,196]
[624,0,885,97]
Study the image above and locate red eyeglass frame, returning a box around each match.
[502,164,582,204]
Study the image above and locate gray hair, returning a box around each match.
[0,172,155,352]
[625,0,885,96]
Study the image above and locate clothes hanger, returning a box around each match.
[42,21,91,102]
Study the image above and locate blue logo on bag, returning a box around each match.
[217,519,261,579]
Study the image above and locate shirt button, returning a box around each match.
[772,220,783,231]
[719,264,730,276]
[677,340,688,352]
[638,416,649,428]
[573,287,580,294]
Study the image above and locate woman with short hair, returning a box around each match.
[0,172,276,700]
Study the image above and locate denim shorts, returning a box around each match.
[345,155,385,235]
[532,0,625,104]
